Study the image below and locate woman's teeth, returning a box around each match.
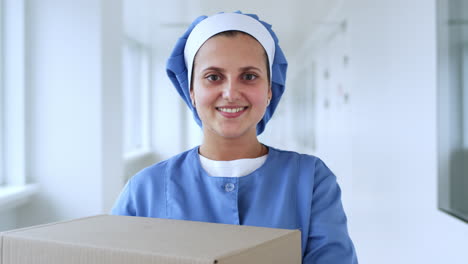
[218,107,245,113]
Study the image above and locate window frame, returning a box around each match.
[0,0,39,212]
[437,0,468,223]
[0,0,37,210]
[0,0,5,185]
[2,0,27,186]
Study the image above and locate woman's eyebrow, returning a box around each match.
[240,66,263,73]
[201,66,225,73]
[201,66,263,73]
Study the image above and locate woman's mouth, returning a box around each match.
[216,106,248,118]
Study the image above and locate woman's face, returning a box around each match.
[190,33,271,140]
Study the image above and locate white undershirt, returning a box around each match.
[199,154,268,177]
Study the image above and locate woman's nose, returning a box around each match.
[222,79,241,101]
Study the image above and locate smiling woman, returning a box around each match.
[190,32,271,151]
[111,11,358,263]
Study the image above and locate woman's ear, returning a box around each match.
[267,87,272,106]
[190,90,196,108]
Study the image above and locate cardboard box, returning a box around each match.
[0,215,301,264]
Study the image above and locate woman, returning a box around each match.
[112,11,358,263]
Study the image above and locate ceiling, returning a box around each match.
[123,0,340,57]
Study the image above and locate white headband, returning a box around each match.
[184,13,275,89]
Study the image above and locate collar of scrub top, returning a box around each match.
[166,11,288,135]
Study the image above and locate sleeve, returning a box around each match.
[303,159,358,264]
[110,179,136,216]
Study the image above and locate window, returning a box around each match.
[122,37,152,156]
[0,0,37,212]
[2,0,26,187]
[1,0,28,187]
[437,0,468,223]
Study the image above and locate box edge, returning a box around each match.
[214,229,302,264]
[0,214,109,236]
[3,234,218,264]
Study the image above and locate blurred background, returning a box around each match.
[1,0,468,263]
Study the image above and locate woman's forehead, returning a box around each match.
[194,34,267,70]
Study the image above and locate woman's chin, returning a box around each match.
[208,126,255,140]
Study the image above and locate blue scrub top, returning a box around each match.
[111,146,358,263]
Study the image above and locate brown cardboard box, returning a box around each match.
[0,215,301,264]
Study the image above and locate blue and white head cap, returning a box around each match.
[184,13,275,88]
[166,11,288,135]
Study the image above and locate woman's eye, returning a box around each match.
[243,73,257,81]
[206,75,221,81]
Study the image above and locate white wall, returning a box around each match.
[284,0,468,263]
[12,0,124,228]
